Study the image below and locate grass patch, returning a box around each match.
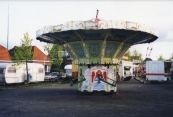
[0,79,72,90]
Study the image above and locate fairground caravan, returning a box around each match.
[118,61,133,81]
[64,64,72,77]
[146,61,171,82]
[5,63,45,84]
[0,63,9,82]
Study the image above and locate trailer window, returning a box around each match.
[124,66,131,70]
[8,67,16,73]
[38,68,44,73]
[65,69,72,74]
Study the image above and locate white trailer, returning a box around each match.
[146,61,171,82]
[0,63,9,82]
[118,61,133,80]
[4,63,45,84]
[64,64,72,77]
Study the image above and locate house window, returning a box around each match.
[47,66,50,72]
[8,67,16,73]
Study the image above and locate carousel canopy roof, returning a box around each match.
[36,19,158,45]
[36,18,158,64]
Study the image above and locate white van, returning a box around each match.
[5,63,45,84]
[119,61,133,80]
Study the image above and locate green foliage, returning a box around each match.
[157,54,164,60]
[125,49,143,61]
[130,49,143,61]
[49,44,63,65]
[44,44,63,72]
[13,32,33,62]
[51,68,63,72]
[12,32,33,83]
[43,43,52,55]
[124,50,131,61]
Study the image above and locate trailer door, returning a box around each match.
[30,66,36,82]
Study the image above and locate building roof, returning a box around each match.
[32,46,51,65]
[9,46,51,65]
[0,45,11,61]
[143,57,152,63]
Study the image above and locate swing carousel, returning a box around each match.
[36,10,158,93]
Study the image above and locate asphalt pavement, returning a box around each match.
[0,79,173,117]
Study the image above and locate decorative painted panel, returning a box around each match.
[102,58,112,64]
[105,41,121,58]
[90,43,100,57]
[70,42,86,58]
[105,44,116,58]
[78,65,117,92]
[90,58,101,64]
[79,58,89,65]
[73,44,84,57]
[86,41,102,58]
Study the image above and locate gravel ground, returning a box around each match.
[0,79,173,117]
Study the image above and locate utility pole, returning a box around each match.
[96,10,99,18]
[7,5,9,50]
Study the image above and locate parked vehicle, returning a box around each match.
[118,61,133,81]
[45,72,66,81]
[4,63,45,84]
[0,63,8,82]
[50,75,61,82]
[59,72,66,79]
[44,72,58,81]
[146,60,171,82]
[64,64,72,77]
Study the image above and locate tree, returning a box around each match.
[127,49,143,61]
[43,43,52,55]
[44,44,63,73]
[157,54,164,60]
[12,32,33,84]
[124,50,131,61]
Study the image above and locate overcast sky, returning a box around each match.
[0,1,173,60]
